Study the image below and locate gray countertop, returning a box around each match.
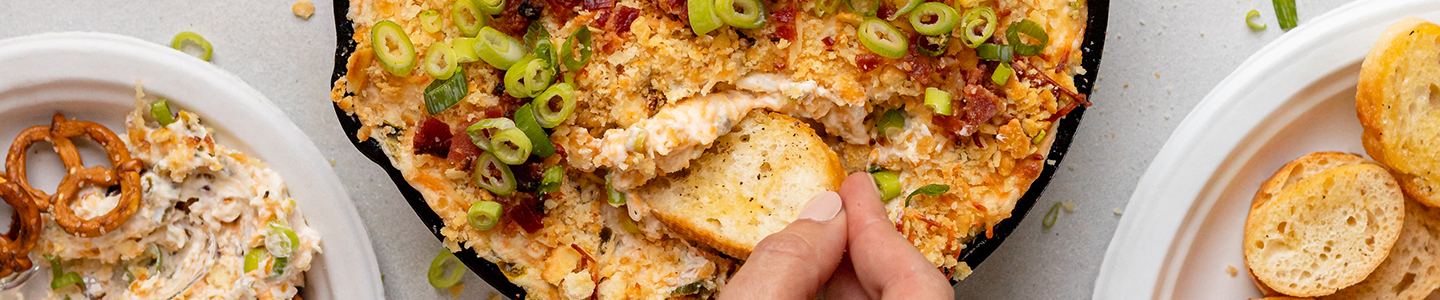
[0,0,1355,298]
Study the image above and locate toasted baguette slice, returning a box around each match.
[1326,199,1440,299]
[1245,152,1405,297]
[630,112,844,258]
[1356,17,1440,208]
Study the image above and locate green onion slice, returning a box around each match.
[423,68,468,115]
[960,6,996,48]
[857,18,908,59]
[420,10,443,33]
[539,166,565,193]
[908,2,958,36]
[171,31,214,61]
[876,109,905,137]
[490,128,533,165]
[504,57,556,98]
[47,255,83,290]
[1272,0,1297,30]
[150,99,176,126]
[871,171,902,201]
[371,20,418,76]
[606,177,627,207]
[848,0,879,17]
[915,34,948,57]
[1245,9,1267,31]
[532,83,577,128]
[991,62,1013,86]
[812,0,841,17]
[1032,129,1048,144]
[472,152,518,196]
[452,0,488,37]
[513,104,557,157]
[428,250,465,288]
[467,200,504,231]
[688,0,725,35]
[976,43,1011,62]
[264,221,301,258]
[451,37,481,63]
[271,257,290,277]
[715,0,767,29]
[466,118,517,151]
[244,248,269,273]
[903,183,949,206]
[523,22,551,48]
[1006,19,1049,56]
[1042,201,1061,229]
[924,87,953,116]
[560,27,593,71]
[477,0,506,15]
[476,27,528,70]
[885,0,922,21]
[424,42,460,80]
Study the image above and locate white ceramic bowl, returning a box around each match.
[0,32,382,299]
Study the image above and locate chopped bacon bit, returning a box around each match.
[582,0,612,10]
[592,9,612,28]
[821,36,835,49]
[413,118,453,157]
[506,193,546,233]
[769,5,796,40]
[545,0,578,20]
[961,92,998,131]
[856,53,883,71]
[877,4,896,20]
[772,24,796,41]
[902,53,938,86]
[491,0,532,36]
[611,6,641,35]
[552,141,567,157]
[514,161,547,192]
[659,0,687,18]
[447,129,482,168]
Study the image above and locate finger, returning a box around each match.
[721,191,847,300]
[839,172,953,299]
[821,256,869,300]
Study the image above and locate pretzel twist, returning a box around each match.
[0,180,41,278]
[5,113,143,238]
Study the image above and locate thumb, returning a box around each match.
[720,191,847,300]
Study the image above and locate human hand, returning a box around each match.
[720,172,953,299]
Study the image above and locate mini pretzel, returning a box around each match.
[5,114,143,237]
[0,180,41,278]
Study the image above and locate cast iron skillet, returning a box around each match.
[329,1,1107,298]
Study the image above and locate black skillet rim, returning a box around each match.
[328,1,1107,298]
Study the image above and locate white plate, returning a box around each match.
[0,32,382,299]
[1094,1,1440,299]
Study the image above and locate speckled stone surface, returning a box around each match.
[0,0,1356,298]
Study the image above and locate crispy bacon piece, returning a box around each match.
[413,118,453,157]
[877,4,896,20]
[659,0,686,18]
[447,128,483,168]
[856,53,882,72]
[770,4,796,41]
[507,193,546,233]
[582,0,612,10]
[902,53,938,86]
[821,36,835,49]
[545,0,579,20]
[491,0,532,36]
[611,6,641,35]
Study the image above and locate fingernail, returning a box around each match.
[798,191,842,222]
